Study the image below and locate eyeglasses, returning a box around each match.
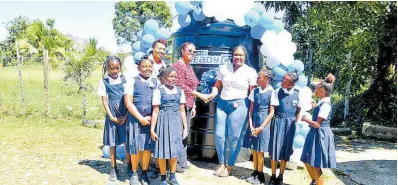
[185,49,195,54]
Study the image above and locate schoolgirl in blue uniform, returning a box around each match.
[268,71,302,185]
[243,69,275,184]
[124,56,160,185]
[97,56,130,181]
[301,74,337,185]
[150,67,188,185]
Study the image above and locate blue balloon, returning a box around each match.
[259,13,274,29]
[296,74,308,88]
[175,1,192,14]
[102,145,110,158]
[140,42,148,52]
[144,19,159,35]
[273,66,287,81]
[116,144,126,159]
[134,52,146,63]
[192,6,206,21]
[190,1,202,6]
[252,3,266,15]
[155,28,171,40]
[250,24,267,39]
[146,48,153,55]
[295,125,301,135]
[293,135,306,149]
[142,34,155,48]
[268,20,284,33]
[299,123,311,137]
[287,60,305,74]
[132,41,141,52]
[244,10,260,27]
[178,14,191,27]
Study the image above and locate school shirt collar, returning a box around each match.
[318,97,331,106]
[282,87,296,95]
[137,74,152,82]
[259,85,274,93]
[160,84,176,91]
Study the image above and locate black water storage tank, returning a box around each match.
[172,16,263,162]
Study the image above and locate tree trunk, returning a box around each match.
[43,49,50,117]
[81,70,87,124]
[16,41,25,114]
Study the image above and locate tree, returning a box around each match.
[263,2,397,126]
[25,19,69,117]
[63,38,108,123]
[112,1,172,45]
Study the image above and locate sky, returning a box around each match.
[0,1,282,54]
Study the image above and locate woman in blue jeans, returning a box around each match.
[208,46,257,177]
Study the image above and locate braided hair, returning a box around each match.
[286,70,299,84]
[102,56,122,78]
[319,73,336,96]
[135,54,152,66]
[157,66,176,84]
[261,69,273,81]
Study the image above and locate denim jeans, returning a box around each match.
[215,98,249,166]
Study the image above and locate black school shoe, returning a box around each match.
[277,174,284,185]
[310,180,316,185]
[109,168,117,181]
[268,175,277,185]
[252,172,265,184]
[246,171,259,183]
[141,173,150,185]
[148,168,159,179]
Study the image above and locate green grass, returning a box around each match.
[0,64,105,121]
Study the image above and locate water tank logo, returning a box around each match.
[192,50,232,65]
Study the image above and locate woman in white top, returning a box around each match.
[208,46,257,177]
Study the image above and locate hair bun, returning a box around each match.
[325,73,336,84]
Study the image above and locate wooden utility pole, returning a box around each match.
[16,40,25,114]
[43,49,50,117]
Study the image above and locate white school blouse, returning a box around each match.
[215,63,257,100]
[248,85,274,102]
[124,76,161,95]
[317,97,332,119]
[270,87,303,108]
[152,85,186,105]
[97,75,127,97]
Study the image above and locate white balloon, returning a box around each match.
[214,13,228,22]
[261,30,278,44]
[260,42,276,57]
[280,54,294,67]
[278,29,292,43]
[265,55,281,69]
[202,1,217,17]
[287,42,297,55]
[297,86,313,112]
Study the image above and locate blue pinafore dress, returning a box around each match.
[242,88,273,152]
[300,101,336,168]
[126,77,158,154]
[152,87,183,159]
[103,76,127,147]
[269,88,299,161]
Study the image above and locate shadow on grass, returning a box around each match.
[78,159,130,182]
